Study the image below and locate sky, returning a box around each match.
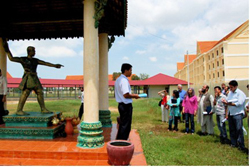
[6,0,249,79]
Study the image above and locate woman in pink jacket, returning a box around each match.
[182,88,198,134]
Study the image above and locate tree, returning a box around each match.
[139,73,149,80]
[131,74,140,80]
[112,72,121,81]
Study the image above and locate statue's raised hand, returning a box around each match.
[55,64,64,68]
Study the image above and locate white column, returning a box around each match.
[83,0,99,123]
[99,33,109,110]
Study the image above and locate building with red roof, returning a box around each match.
[7,73,188,98]
[175,20,249,96]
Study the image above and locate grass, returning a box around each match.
[6,98,249,166]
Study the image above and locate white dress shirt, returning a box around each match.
[0,75,7,95]
[81,91,84,103]
[115,74,132,104]
[227,88,246,116]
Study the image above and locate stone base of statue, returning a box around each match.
[0,111,65,139]
[99,110,112,127]
[77,121,104,149]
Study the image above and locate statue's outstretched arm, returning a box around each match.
[38,59,64,69]
[1,38,21,63]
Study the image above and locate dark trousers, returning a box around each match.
[185,113,195,133]
[228,114,245,149]
[78,103,84,120]
[116,103,133,140]
[169,116,178,131]
[179,103,184,122]
[216,115,227,139]
[0,95,4,124]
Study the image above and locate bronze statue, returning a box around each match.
[2,39,64,115]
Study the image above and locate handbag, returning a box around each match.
[158,99,162,106]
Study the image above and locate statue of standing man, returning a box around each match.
[2,38,64,115]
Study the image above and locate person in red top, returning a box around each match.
[158,90,170,123]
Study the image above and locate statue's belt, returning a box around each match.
[23,72,37,76]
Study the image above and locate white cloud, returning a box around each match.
[149,57,157,62]
[123,56,129,60]
[8,38,83,58]
[135,50,146,55]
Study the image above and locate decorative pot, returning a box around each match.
[72,117,81,134]
[65,117,74,135]
[107,140,134,166]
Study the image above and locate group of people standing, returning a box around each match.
[158,81,248,153]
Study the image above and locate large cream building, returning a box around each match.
[175,20,249,96]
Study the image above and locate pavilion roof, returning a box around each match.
[0,0,127,40]
[7,73,188,88]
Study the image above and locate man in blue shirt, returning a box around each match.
[222,80,248,153]
[178,84,186,123]
[115,63,140,140]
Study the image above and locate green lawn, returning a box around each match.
[6,98,249,166]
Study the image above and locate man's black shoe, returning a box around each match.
[238,147,249,154]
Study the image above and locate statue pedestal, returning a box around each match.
[0,111,65,139]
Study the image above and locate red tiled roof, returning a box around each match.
[8,73,188,88]
[184,54,196,64]
[142,73,188,85]
[177,63,185,70]
[7,72,12,78]
[7,78,83,88]
[108,74,113,81]
[66,74,136,81]
[65,75,83,80]
[214,20,249,47]
[197,41,218,54]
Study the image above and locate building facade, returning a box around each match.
[175,21,249,96]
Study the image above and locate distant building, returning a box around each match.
[7,72,12,78]
[174,20,249,96]
[66,74,137,81]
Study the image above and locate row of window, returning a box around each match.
[208,59,224,70]
[209,70,225,79]
[208,47,224,60]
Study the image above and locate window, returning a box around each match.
[209,65,210,70]
[218,72,219,77]
[221,47,224,53]
[213,73,215,78]
[222,59,224,65]
[213,63,214,68]
[217,61,219,67]
[212,53,214,58]
[203,57,204,62]
[217,50,219,56]
[208,55,210,60]
[223,71,225,76]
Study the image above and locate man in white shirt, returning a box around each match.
[115,63,140,140]
[0,69,7,124]
[78,87,84,120]
[222,80,247,152]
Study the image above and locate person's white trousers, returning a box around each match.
[161,104,169,122]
